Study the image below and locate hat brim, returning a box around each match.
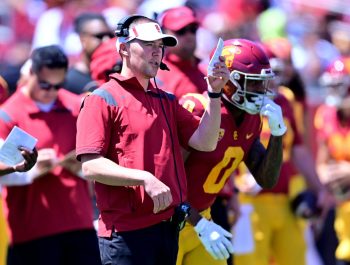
[137,34,177,47]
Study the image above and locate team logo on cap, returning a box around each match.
[155,24,161,33]
[132,27,139,38]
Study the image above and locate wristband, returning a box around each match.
[208,90,222,98]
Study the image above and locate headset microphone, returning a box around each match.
[159,46,170,71]
[160,62,169,71]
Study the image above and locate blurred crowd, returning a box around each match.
[0,0,350,265]
[0,0,349,99]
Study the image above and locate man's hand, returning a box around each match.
[260,97,287,136]
[36,148,57,171]
[207,56,230,94]
[13,147,38,172]
[143,173,173,214]
[194,218,233,260]
[59,150,81,175]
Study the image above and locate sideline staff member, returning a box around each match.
[76,15,229,265]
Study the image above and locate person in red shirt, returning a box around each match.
[177,38,286,265]
[64,12,114,94]
[89,37,122,86]
[155,6,207,98]
[0,147,37,265]
[0,75,38,265]
[0,45,101,265]
[76,15,229,265]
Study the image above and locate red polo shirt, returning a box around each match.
[0,89,93,244]
[155,54,207,98]
[76,73,200,236]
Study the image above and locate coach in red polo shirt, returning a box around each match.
[76,15,229,265]
[0,45,101,265]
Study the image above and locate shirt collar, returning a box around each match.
[109,73,157,93]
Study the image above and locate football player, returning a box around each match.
[315,57,350,264]
[177,38,286,265]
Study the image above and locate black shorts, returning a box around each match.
[99,221,179,265]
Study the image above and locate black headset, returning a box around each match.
[115,14,169,71]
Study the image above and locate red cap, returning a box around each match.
[90,38,121,85]
[160,6,199,31]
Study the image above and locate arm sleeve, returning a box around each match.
[76,93,113,160]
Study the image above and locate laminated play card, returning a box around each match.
[207,38,224,76]
[0,126,38,166]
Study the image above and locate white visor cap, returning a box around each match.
[116,22,177,51]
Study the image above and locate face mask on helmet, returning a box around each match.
[218,39,275,114]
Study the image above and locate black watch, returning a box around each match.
[208,90,222,98]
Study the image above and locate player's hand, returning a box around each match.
[194,218,233,260]
[36,148,57,171]
[259,97,287,136]
[206,56,230,94]
[143,173,173,214]
[13,147,38,172]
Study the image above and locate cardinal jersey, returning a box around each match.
[180,93,262,211]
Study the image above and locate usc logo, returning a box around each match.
[222,46,241,68]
